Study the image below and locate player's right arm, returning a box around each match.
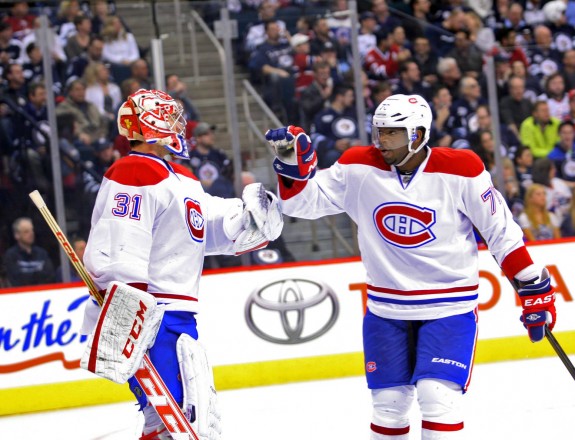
[266,125,347,219]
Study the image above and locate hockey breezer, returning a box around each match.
[29,190,200,440]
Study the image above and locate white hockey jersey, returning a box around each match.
[278,146,534,320]
[84,152,240,315]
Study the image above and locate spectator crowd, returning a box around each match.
[2,0,575,288]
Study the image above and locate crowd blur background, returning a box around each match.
[2,0,575,289]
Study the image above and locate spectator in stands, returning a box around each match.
[501,157,524,221]
[188,122,234,197]
[366,80,393,137]
[166,73,200,122]
[309,16,343,61]
[363,30,407,81]
[446,28,483,79]
[22,42,64,96]
[55,0,82,48]
[548,120,575,184]
[560,197,575,237]
[20,15,67,68]
[101,15,139,66]
[402,0,432,40]
[429,84,452,147]
[64,15,92,60]
[524,0,547,26]
[83,62,121,132]
[326,0,353,56]
[514,144,535,199]
[509,59,541,101]
[435,56,461,100]
[393,59,430,100]
[468,104,520,155]
[564,89,575,122]
[471,129,497,173]
[4,1,36,42]
[290,33,318,98]
[371,0,401,35]
[242,0,288,55]
[531,157,572,225]
[518,183,561,241]
[494,28,529,68]
[357,12,379,59]
[538,73,570,120]
[311,84,361,168]
[56,236,86,282]
[561,50,575,91]
[3,217,55,287]
[446,75,486,141]
[0,21,23,72]
[80,137,117,234]
[412,36,438,87]
[65,35,105,85]
[499,75,534,139]
[519,100,561,159]
[248,20,296,123]
[90,0,128,36]
[128,58,152,90]
[527,25,562,80]
[426,7,469,56]
[56,79,109,154]
[18,82,50,193]
[3,62,28,106]
[299,60,333,132]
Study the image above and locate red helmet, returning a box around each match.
[117,89,189,159]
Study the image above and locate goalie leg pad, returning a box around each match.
[177,333,222,440]
[80,282,164,384]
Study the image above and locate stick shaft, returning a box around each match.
[29,190,199,439]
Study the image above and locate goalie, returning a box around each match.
[80,89,283,439]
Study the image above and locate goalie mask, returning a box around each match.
[372,94,432,167]
[118,89,189,159]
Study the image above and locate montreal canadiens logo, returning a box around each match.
[184,197,204,242]
[366,361,377,373]
[373,202,436,248]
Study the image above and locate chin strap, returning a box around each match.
[395,137,426,168]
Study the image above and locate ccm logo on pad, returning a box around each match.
[373,202,436,248]
[122,300,147,359]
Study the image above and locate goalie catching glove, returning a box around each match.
[517,268,556,343]
[266,125,317,180]
[223,183,284,255]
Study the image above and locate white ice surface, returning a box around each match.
[1,357,574,439]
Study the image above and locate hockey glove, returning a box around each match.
[517,268,556,343]
[265,125,317,180]
[242,182,283,241]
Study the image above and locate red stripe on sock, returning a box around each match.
[422,420,464,432]
[370,423,410,435]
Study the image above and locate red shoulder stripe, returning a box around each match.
[424,148,484,177]
[105,155,170,186]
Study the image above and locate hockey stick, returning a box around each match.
[503,270,575,381]
[29,190,199,440]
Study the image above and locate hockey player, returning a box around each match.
[265,94,556,439]
[81,89,283,439]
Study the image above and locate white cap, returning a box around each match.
[290,33,310,48]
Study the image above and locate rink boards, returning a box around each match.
[1,239,574,415]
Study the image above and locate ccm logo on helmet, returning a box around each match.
[122,300,147,359]
[373,202,436,248]
[184,197,205,242]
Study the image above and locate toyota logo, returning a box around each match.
[245,279,339,344]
